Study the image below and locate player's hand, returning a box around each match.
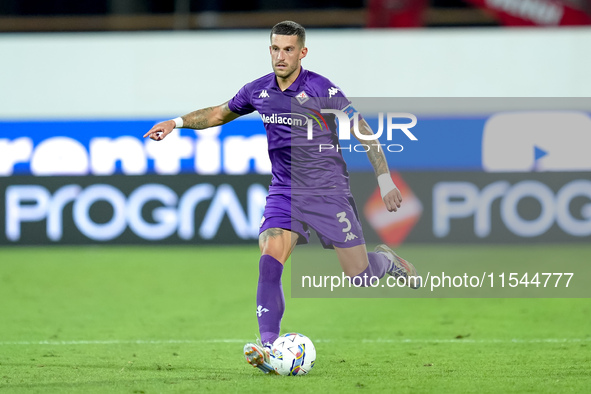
[143,120,176,141]
[383,188,402,212]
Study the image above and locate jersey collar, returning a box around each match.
[270,67,308,92]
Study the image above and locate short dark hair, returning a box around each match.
[270,21,306,47]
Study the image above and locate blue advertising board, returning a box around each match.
[3,108,590,176]
[1,116,485,176]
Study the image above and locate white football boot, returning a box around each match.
[243,341,277,374]
[375,244,421,289]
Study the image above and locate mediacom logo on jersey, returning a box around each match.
[260,113,307,126]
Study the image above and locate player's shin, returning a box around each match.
[256,254,285,345]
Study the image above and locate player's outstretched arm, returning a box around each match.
[143,101,239,141]
[352,117,402,212]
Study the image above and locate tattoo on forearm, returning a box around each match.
[366,145,388,176]
[356,120,389,175]
[183,107,214,130]
[181,102,235,130]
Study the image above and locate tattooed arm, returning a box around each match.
[352,117,402,212]
[143,101,239,141]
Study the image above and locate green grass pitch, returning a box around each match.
[0,245,589,393]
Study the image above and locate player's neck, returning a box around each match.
[276,66,301,91]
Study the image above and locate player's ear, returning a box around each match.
[300,46,308,60]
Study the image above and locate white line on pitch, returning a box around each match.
[0,338,589,346]
[0,339,247,346]
[361,338,591,344]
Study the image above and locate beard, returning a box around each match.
[272,62,298,79]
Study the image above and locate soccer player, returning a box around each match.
[144,21,419,375]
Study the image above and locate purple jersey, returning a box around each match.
[228,68,352,196]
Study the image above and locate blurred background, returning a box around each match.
[1,0,590,246]
[1,0,591,30]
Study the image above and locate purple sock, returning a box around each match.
[257,254,284,346]
[351,252,392,287]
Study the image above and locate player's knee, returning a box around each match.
[259,228,290,263]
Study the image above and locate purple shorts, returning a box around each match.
[259,193,366,249]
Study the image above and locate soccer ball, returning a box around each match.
[269,333,316,376]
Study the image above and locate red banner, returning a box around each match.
[464,0,591,26]
[366,0,429,27]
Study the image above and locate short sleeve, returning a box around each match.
[228,83,256,116]
[320,83,363,124]
[313,78,351,112]
[326,86,351,111]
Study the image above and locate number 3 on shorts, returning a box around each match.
[336,212,351,233]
